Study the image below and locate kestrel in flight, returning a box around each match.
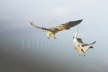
[30,19,82,39]
[73,30,96,56]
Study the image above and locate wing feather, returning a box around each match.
[49,19,83,32]
[30,22,50,31]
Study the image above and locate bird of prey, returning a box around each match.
[73,30,96,56]
[30,19,82,39]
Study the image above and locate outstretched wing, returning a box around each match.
[81,41,96,47]
[30,22,50,31]
[49,19,83,32]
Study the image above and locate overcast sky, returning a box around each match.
[0,0,108,72]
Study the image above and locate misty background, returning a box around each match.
[0,0,108,72]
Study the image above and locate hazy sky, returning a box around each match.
[0,0,108,72]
